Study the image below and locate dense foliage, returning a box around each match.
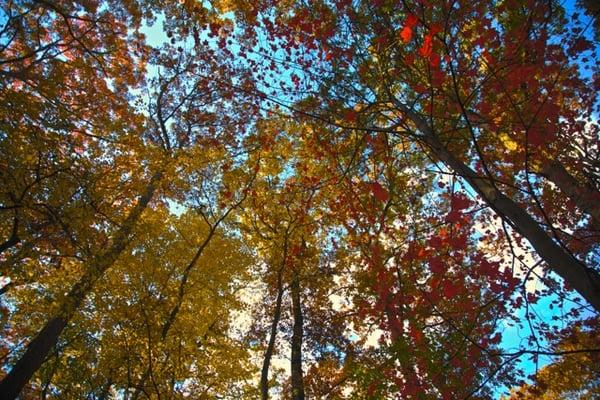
[1,0,598,399]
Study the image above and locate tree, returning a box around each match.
[503,318,600,399]
[234,0,600,311]
[1,1,261,396]
[220,0,600,396]
[5,206,257,398]
[1,0,598,399]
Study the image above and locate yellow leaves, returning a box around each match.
[36,205,257,395]
[499,133,518,151]
[214,0,235,13]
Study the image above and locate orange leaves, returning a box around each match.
[399,15,443,69]
[419,24,442,67]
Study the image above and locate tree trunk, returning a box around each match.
[0,172,161,400]
[541,159,600,229]
[290,270,305,400]
[260,269,284,400]
[410,119,600,311]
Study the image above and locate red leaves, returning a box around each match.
[400,14,418,44]
[449,234,467,249]
[446,194,472,223]
[429,53,440,68]
[414,23,442,67]
[419,35,433,57]
[569,38,593,55]
[405,14,418,29]
[400,27,413,43]
[442,280,460,298]
[369,181,389,203]
[410,326,424,344]
[429,257,444,274]
[429,23,442,36]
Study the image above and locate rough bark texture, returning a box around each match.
[290,270,305,400]
[0,172,161,400]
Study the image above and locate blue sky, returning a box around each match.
[137,3,598,398]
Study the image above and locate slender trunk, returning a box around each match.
[290,270,305,400]
[260,269,284,400]
[0,235,19,256]
[541,159,600,229]
[39,349,60,399]
[132,216,226,399]
[413,122,600,311]
[0,172,161,400]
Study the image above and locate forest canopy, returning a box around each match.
[0,0,599,399]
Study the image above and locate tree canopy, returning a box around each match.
[0,0,598,399]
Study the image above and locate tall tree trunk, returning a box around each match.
[260,268,284,400]
[290,269,305,400]
[0,172,162,400]
[541,159,600,229]
[407,115,600,311]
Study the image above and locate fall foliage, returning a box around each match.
[0,0,598,399]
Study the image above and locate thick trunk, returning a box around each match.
[290,270,305,400]
[414,123,600,311]
[260,269,284,400]
[0,172,161,400]
[541,159,600,229]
